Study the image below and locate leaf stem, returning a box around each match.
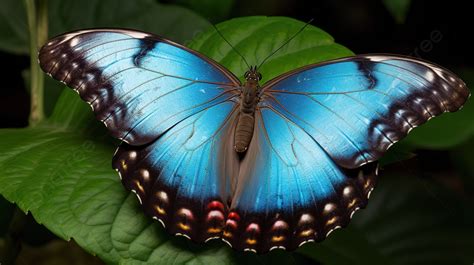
[37,0,48,49]
[25,0,48,126]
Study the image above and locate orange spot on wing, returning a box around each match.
[155,205,166,215]
[246,238,257,245]
[178,222,191,231]
[299,229,314,237]
[271,235,285,242]
[348,198,357,208]
[207,227,222,233]
[326,217,338,226]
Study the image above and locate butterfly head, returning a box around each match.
[244,66,262,82]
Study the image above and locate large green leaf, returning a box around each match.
[0,0,28,54]
[0,16,352,264]
[188,16,353,83]
[0,0,211,55]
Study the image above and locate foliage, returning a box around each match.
[173,0,235,23]
[0,0,211,116]
[382,0,412,24]
[0,0,211,55]
[0,3,472,264]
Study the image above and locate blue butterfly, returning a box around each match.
[38,28,470,253]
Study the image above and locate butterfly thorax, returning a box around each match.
[234,67,261,153]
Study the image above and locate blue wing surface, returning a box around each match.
[39,29,240,145]
[113,101,239,242]
[222,109,377,252]
[261,54,470,168]
[39,29,242,242]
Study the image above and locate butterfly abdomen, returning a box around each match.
[234,81,259,152]
[234,112,255,152]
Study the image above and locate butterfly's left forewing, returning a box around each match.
[39,29,240,145]
[39,29,242,242]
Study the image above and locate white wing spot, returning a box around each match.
[325,226,341,237]
[323,203,336,214]
[298,239,315,247]
[140,169,150,181]
[269,245,286,251]
[350,207,361,219]
[131,189,143,204]
[298,213,314,224]
[129,151,137,160]
[425,70,435,82]
[69,38,80,47]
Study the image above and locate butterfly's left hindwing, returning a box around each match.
[113,102,239,242]
[39,29,240,145]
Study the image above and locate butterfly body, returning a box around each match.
[38,28,470,253]
[234,66,262,152]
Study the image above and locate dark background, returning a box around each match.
[0,0,472,264]
[2,0,473,126]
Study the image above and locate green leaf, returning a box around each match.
[1,0,212,117]
[0,17,352,264]
[46,0,210,44]
[0,0,211,55]
[174,0,235,23]
[378,144,416,167]
[298,173,474,265]
[0,0,28,54]
[382,0,412,24]
[450,137,474,194]
[188,16,353,84]
[402,68,473,149]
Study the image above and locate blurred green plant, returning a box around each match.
[172,0,235,23]
[0,0,211,55]
[0,2,473,264]
[0,0,212,116]
[382,0,412,24]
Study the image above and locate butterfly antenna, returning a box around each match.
[212,24,251,69]
[256,18,314,70]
